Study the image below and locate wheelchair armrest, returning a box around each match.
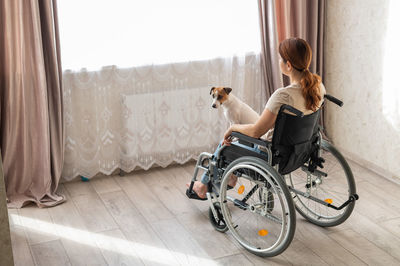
[231,131,269,148]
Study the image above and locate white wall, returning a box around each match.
[325,0,400,181]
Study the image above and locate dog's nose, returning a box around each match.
[212,104,216,108]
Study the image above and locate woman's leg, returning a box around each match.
[200,142,223,184]
[189,141,223,199]
[233,141,268,156]
[201,141,267,187]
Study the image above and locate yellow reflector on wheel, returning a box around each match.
[258,229,268,236]
[325,198,333,204]
[238,185,245,194]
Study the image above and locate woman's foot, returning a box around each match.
[228,174,238,188]
[186,181,207,199]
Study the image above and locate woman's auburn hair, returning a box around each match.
[279,37,322,112]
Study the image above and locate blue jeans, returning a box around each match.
[200,141,267,184]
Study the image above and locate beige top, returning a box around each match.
[265,83,326,115]
[263,83,326,140]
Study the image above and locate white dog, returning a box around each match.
[210,86,260,125]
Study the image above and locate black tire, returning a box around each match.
[209,202,228,232]
[288,139,357,227]
[219,157,296,257]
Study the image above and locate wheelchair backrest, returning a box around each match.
[272,105,321,175]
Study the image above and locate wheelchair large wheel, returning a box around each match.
[219,157,296,257]
[287,139,356,227]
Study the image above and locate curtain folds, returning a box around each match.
[259,0,326,128]
[275,0,326,80]
[259,0,326,95]
[258,0,283,99]
[275,0,326,128]
[0,0,65,208]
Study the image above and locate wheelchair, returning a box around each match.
[186,94,359,257]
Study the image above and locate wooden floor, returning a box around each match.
[8,160,400,266]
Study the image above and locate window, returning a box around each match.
[383,0,400,130]
[57,0,261,70]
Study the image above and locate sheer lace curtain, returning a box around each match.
[58,0,263,180]
[62,55,264,180]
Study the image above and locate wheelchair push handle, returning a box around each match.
[324,94,343,107]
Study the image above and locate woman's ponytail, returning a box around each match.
[279,38,322,112]
[300,69,322,112]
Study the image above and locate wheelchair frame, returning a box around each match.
[186,94,359,257]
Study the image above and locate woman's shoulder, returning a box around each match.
[265,86,293,115]
[319,82,326,96]
[269,87,292,104]
[272,85,292,97]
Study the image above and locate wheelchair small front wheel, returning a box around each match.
[219,157,296,257]
[209,202,228,233]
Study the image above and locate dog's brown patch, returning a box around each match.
[211,87,232,105]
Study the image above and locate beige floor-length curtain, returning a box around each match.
[258,0,283,99]
[275,0,326,127]
[0,0,65,208]
[275,0,326,82]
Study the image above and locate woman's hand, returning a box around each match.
[223,126,234,146]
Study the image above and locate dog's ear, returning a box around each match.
[210,87,215,95]
[224,87,232,95]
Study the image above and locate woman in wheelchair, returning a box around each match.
[189,37,326,199]
[186,38,358,257]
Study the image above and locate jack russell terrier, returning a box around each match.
[210,86,260,125]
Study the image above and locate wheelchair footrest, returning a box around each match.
[186,188,207,201]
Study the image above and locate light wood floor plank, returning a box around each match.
[295,219,366,266]
[94,229,145,266]
[8,161,400,266]
[357,180,400,216]
[351,181,398,223]
[381,217,400,239]
[50,185,108,266]
[64,180,97,198]
[150,217,214,265]
[115,173,174,223]
[281,239,329,265]
[342,212,400,262]
[176,212,241,259]
[91,176,122,195]
[142,168,199,216]
[244,251,291,266]
[215,253,254,266]
[7,208,19,228]
[169,163,210,214]
[18,205,59,245]
[30,239,71,266]
[9,225,35,266]
[329,229,398,266]
[100,190,179,266]
[70,192,119,233]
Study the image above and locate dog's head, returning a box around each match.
[209,87,232,108]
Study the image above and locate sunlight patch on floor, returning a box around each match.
[10,214,217,266]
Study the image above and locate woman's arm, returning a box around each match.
[223,108,277,145]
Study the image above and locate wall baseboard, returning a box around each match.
[338,146,400,186]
